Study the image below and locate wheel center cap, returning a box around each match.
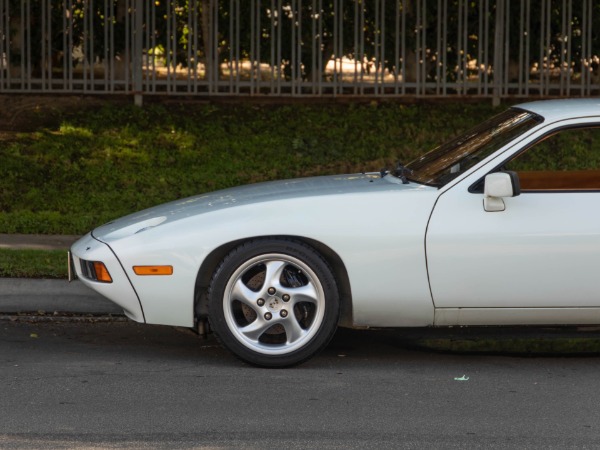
[267,296,282,311]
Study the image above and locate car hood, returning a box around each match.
[92,173,431,242]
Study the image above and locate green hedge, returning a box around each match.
[1,101,504,234]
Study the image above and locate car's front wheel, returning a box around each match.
[208,239,340,367]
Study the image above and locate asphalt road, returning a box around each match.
[1,320,600,449]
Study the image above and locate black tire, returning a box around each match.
[208,239,340,367]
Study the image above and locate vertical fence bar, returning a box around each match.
[310,0,316,94]
[19,0,31,89]
[123,0,130,93]
[463,0,469,94]
[380,0,386,94]
[104,0,109,92]
[359,0,365,95]
[153,0,159,93]
[416,0,421,95]
[565,0,572,96]
[165,0,172,92]
[0,0,6,90]
[193,0,199,93]
[545,0,551,96]
[437,0,443,95]
[5,0,11,89]
[586,0,594,96]
[524,0,530,96]
[269,0,274,94]
[315,0,322,96]
[456,0,462,94]
[503,0,509,96]
[476,0,482,95]
[517,0,524,96]
[585,0,592,96]
[297,0,303,95]
[559,0,566,95]
[67,0,73,91]
[422,0,427,95]
[493,0,504,105]
[331,0,338,95]
[441,0,447,95]
[249,0,255,94]
[538,0,544,96]
[291,0,297,95]
[580,0,586,96]
[483,0,489,96]
[338,0,343,95]
[44,0,51,90]
[235,0,240,95]
[401,0,406,95]
[82,0,89,92]
[41,0,46,89]
[375,0,380,95]
[48,0,53,90]
[276,0,282,95]
[133,0,143,103]
[393,0,399,95]
[353,0,358,95]
[144,0,149,93]
[228,0,233,93]
[173,0,178,93]
[256,0,262,94]
[186,0,193,93]
[90,0,95,91]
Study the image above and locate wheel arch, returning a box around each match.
[193,235,353,328]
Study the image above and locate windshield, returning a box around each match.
[404,108,543,187]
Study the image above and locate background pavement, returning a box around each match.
[0,234,123,316]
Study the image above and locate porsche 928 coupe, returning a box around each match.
[70,99,600,367]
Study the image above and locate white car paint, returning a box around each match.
[71,98,600,334]
[75,173,438,327]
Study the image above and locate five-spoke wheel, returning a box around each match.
[208,239,339,367]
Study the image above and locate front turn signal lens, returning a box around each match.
[133,265,174,276]
[93,262,113,283]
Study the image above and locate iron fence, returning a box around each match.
[1,0,599,101]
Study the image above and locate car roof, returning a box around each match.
[514,98,600,122]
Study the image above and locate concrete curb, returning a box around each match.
[0,278,122,315]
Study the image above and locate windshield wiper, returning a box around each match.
[393,162,413,184]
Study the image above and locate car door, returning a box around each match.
[426,121,600,325]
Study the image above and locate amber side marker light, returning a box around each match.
[133,265,174,276]
[93,262,113,283]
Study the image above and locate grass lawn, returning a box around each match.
[0,249,67,279]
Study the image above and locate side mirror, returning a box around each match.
[483,171,520,212]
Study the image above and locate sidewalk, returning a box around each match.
[0,234,123,316]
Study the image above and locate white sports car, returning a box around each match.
[70,99,600,367]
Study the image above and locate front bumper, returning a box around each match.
[70,233,145,323]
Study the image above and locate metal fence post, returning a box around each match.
[133,0,143,106]
[492,0,504,106]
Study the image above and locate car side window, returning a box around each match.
[504,126,600,191]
